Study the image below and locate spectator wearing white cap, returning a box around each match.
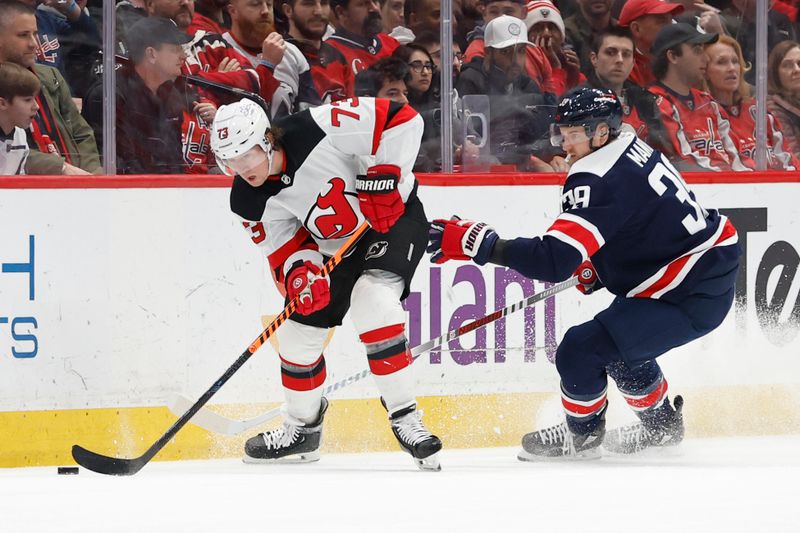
[526,0,584,95]
[456,15,557,167]
[462,0,558,94]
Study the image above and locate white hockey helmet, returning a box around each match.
[211,98,273,177]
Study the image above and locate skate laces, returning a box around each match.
[535,423,579,455]
[393,410,433,446]
[260,423,300,450]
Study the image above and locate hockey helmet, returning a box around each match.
[211,98,273,177]
[549,87,623,147]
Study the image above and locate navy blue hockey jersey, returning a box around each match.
[502,132,739,302]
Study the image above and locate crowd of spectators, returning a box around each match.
[2,0,800,175]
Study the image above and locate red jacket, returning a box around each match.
[325,29,399,80]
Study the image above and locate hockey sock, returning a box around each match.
[281,354,326,424]
[561,383,608,435]
[360,324,416,415]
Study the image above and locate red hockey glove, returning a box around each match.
[286,260,330,315]
[356,164,405,233]
[575,260,601,295]
[427,215,499,265]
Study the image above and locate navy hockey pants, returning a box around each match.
[556,277,736,408]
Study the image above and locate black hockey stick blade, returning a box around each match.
[71,444,148,476]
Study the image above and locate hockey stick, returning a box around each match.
[169,276,580,436]
[71,223,370,476]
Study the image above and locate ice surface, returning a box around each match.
[2,435,798,533]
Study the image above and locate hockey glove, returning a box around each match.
[355,164,405,233]
[427,216,498,265]
[575,260,602,295]
[286,260,330,315]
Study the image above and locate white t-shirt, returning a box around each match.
[0,126,30,175]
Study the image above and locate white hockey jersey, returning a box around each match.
[0,126,29,175]
[229,97,423,288]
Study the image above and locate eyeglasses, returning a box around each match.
[408,60,434,73]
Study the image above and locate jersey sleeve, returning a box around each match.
[310,97,423,185]
[500,171,635,282]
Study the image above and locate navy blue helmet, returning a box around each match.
[550,87,623,146]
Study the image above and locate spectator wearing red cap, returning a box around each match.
[526,0,585,95]
[618,0,684,87]
[648,23,748,172]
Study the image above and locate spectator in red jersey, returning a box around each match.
[618,0,683,87]
[767,41,800,159]
[585,26,672,154]
[705,35,797,171]
[189,0,230,34]
[327,0,400,77]
[464,0,559,94]
[564,0,618,80]
[222,0,322,116]
[649,22,749,172]
[281,0,353,102]
[526,1,585,94]
[141,0,288,120]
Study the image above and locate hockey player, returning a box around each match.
[427,87,740,459]
[210,96,442,470]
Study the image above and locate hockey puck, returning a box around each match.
[57,466,79,475]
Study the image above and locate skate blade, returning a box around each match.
[414,453,441,472]
[516,447,602,462]
[242,450,321,464]
[603,443,683,457]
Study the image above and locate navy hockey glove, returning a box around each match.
[575,261,602,295]
[286,260,330,315]
[355,164,405,233]
[427,216,498,265]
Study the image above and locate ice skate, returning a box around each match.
[603,395,684,454]
[389,405,443,471]
[517,418,606,461]
[243,398,328,464]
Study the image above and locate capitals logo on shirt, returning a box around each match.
[688,118,725,156]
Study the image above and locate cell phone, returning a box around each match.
[562,43,575,52]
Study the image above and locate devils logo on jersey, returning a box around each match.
[305,177,361,240]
